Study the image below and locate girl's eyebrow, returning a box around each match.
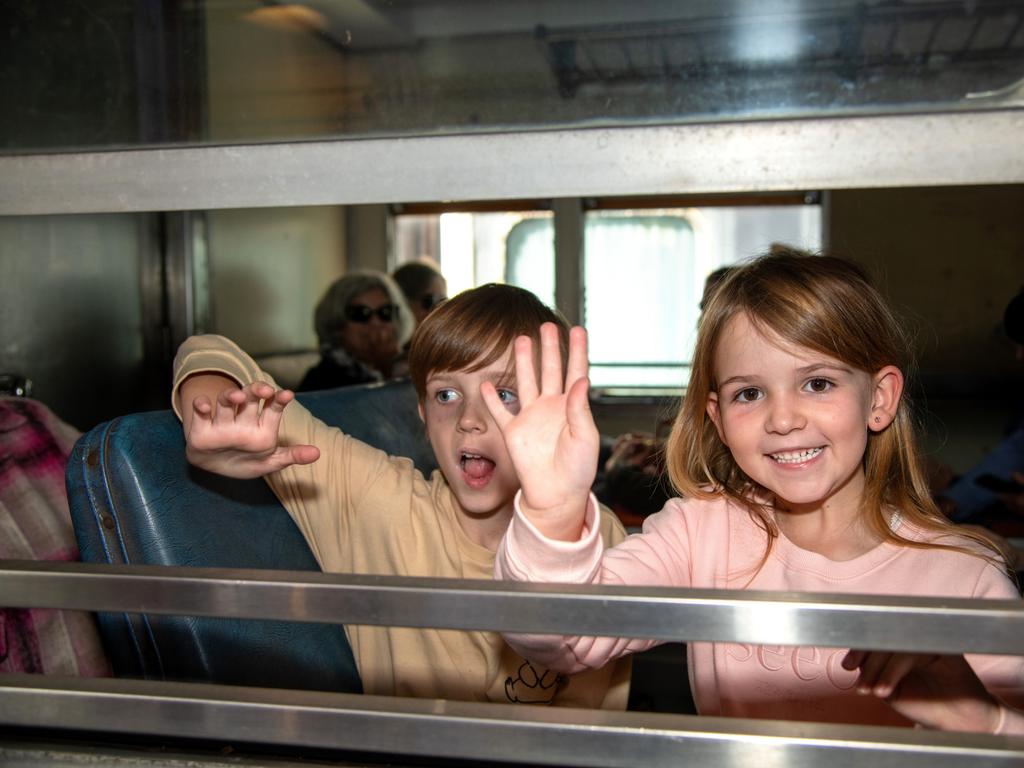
[796,362,853,375]
[717,374,758,388]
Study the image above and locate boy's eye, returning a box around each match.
[804,377,833,393]
[435,388,460,404]
[733,387,762,403]
[496,388,518,405]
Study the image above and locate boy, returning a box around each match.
[173,283,630,707]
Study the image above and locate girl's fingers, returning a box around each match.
[566,326,590,388]
[849,651,892,693]
[480,381,515,431]
[565,375,595,438]
[538,322,564,395]
[840,649,867,671]
[513,335,539,404]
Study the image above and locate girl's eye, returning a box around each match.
[435,388,460,404]
[805,377,833,393]
[496,389,518,405]
[733,387,762,403]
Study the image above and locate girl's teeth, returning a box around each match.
[771,447,823,464]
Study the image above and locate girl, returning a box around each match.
[484,251,1024,733]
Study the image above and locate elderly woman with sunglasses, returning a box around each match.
[298,271,414,392]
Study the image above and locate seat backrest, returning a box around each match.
[66,378,436,692]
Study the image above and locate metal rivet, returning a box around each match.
[101,516,115,530]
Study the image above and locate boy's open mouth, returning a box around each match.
[460,451,496,487]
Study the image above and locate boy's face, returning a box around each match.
[418,348,523,522]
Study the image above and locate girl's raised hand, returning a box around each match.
[185,381,320,479]
[842,649,1002,732]
[481,323,599,541]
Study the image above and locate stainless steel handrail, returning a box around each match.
[2,674,1022,768]
[2,560,1022,654]
[3,559,1023,766]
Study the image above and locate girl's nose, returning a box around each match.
[765,396,806,434]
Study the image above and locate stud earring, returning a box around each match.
[874,416,881,423]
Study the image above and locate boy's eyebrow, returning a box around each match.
[425,369,518,387]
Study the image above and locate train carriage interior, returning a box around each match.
[2,0,1024,766]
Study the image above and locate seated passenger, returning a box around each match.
[392,258,448,329]
[491,251,1024,733]
[298,271,413,392]
[0,393,109,677]
[173,284,630,706]
[938,287,1024,533]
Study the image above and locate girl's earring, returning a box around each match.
[874,416,881,423]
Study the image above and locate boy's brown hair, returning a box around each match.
[408,283,569,400]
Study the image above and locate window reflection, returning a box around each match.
[4,1,1023,152]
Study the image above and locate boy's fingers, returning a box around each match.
[480,382,514,430]
[539,322,564,395]
[283,444,320,466]
[566,326,589,387]
[514,335,539,404]
[191,394,213,417]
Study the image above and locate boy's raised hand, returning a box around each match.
[481,323,598,542]
[183,379,320,479]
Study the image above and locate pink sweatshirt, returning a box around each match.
[496,493,1024,733]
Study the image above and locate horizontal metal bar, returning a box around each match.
[3,560,1022,655]
[1,110,1022,216]
[1,675,1022,768]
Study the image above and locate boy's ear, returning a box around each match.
[706,391,727,444]
[868,365,903,432]
[417,401,427,432]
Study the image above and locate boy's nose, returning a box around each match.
[456,398,487,433]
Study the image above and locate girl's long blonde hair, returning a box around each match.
[666,249,1003,569]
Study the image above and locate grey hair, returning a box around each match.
[313,270,414,350]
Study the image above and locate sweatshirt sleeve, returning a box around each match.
[965,561,1024,734]
[171,334,415,571]
[495,494,695,674]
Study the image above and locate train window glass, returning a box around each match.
[5,3,1023,152]
[394,210,554,302]
[583,205,821,390]
[395,201,821,391]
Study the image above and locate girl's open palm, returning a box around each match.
[481,323,599,541]
[185,381,320,479]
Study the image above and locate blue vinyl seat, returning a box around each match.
[66,378,436,693]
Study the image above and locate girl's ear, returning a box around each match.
[868,365,903,432]
[706,391,727,444]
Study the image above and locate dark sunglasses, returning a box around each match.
[345,303,399,323]
[419,293,447,311]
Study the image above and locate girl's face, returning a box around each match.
[705,312,901,518]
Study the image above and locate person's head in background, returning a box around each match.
[314,271,414,377]
[699,266,735,314]
[393,258,448,328]
[1004,287,1024,362]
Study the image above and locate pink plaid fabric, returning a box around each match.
[0,397,110,676]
